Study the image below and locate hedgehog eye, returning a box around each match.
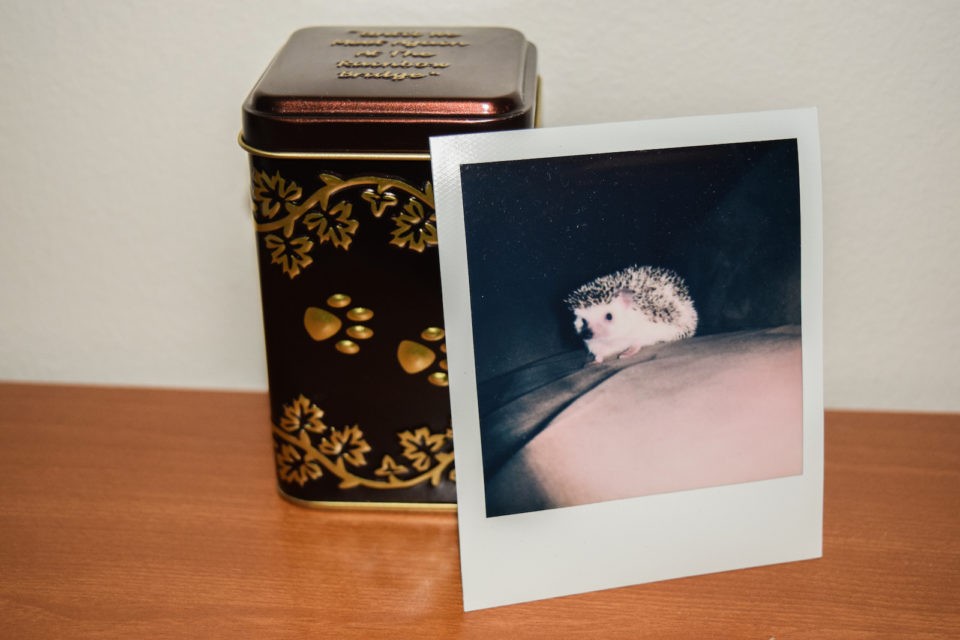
[605,312,613,321]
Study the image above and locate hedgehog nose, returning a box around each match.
[579,323,593,340]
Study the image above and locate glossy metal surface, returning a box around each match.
[242,27,538,152]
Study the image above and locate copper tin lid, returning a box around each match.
[242,27,538,155]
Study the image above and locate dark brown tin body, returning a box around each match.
[241,27,538,507]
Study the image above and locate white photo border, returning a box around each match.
[430,109,823,611]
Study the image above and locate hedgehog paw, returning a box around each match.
[618,345,642,359]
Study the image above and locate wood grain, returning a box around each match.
[1,383,957,638]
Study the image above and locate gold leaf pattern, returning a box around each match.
[375,455,410,478]
[252,170,302,220]
[264,234,313,279]
[361,187,399,218]
[271,395,454,491]
[249,169,437,278]
[303,200,358,250]
[276,443,323,486]
[398,426,449,472]
[319,425,372,468]
[279,394,327,434]
[389,199,438,253]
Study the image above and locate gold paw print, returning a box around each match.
[304,293,374,355]
[397,327,448,387]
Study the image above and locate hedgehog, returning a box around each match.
[564,265,698,364]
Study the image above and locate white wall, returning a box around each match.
[0,0,957,412]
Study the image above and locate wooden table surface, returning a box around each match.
[0,383,957,638]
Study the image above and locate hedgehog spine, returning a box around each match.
[565,265,698,364]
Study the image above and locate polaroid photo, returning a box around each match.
[430,109,823,611]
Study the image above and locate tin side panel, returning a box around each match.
[242,26,539,506]
[250,156,456,504]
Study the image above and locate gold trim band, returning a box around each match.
[278,486,457,512]
[239,134,430,161]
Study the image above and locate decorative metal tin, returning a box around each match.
[241,27,538,507]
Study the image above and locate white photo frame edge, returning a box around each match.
[430,108,824,611]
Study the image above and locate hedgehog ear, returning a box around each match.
[617,288,633,308]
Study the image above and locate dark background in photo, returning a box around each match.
[458,139,802,383]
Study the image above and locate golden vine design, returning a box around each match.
[273,394,455,490]
[251,170,437,279]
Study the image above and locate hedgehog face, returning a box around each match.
[572,290,634,344]
[568,267,698,363]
